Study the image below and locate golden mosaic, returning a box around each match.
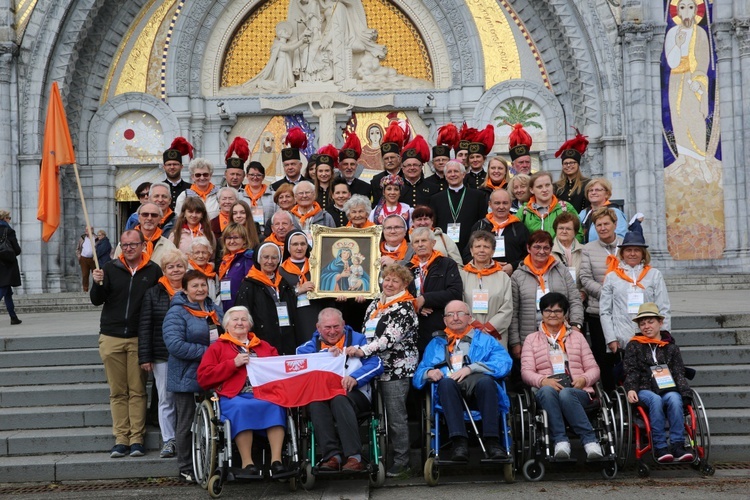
[465,0,521,89]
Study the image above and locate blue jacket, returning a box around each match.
[162,291,223,393]
[296,326,384,401]
[413,328,512,412]
[220,249,254,311]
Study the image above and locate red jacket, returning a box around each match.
[197,336,278,398]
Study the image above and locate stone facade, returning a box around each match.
[4,0,750,293]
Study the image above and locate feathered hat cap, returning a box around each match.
[401,135,430,163]
[225,136,250,170]
[281,127,308,162]
[554,127,589,164]
[339,131,362,161]
[381,121,408,155]
[433,123,458,159]
[316,144,339,169]
[468,125,495,157]
[163,137,194,164]
[456,122,478,153]
[508,123,532,161]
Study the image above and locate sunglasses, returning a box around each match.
[193,172,211,178]
[140,212,161,218]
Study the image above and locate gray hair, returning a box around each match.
[138,202,163,217]
[342,194,371,215]
[188,157,214,177]
[444,160,466,174]
[271,210,294,225]
[218,187,238,201]
[149,182,172,200]
[293,180,315,195]
[411,226,436,242]
[189,236,214,254]
[317,307,344,324]
[222,306,254,330]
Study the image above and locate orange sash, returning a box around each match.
[219,332,261,349]
[244,184,267,207]
[629,335,668,347]
[523,255,557,291]
[159,207,174,227]
[246,267,282,290]
[134,225,163,261]
[463,261,503,277]
[410,250,441,279]
[218,212,230,231]
[185,223,204,238]
[485,178,507,190]
[321,336,346,350]
[290,202,322,226]
[541,322,567,353]
[118,253,149,274]
[183,305,220,326]
[370,291,417,319]
[380,239,408,261]
[485,213,520,233]
[190,259,216,279]
[604,254,619,275]
[445,324,472,352]
[265,233,285,251]
[612,265,652,289]
[191,182,215,201]
[158,276,180,298]
[525,195,560,221]
[218,249,245,279]
[281,258,310,285]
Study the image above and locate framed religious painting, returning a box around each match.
[308,224,383,299]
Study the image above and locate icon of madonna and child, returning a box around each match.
[319,238,370,293]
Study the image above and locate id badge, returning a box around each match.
[493,236,506,258]
[364,318,379,339]
[569,267,577,282]
[450,353,463,372]
[472,289,489,315]
[276,302,291,327]
[651,364,676,389]
[209,325,219,345]
[627,290,645,314]
[414,275,422,296]
[447,223,461,243]
[536,287,548,311]
[220,279,232,301]
[297,292,310,308]
[549,349,566,375]
[251,207,264,224]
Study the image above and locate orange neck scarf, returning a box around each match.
[525,195,560,222]
[265,233,285,252]
[321,336,345,350]
[410,250,441,279]
[291,202,322,226]
[159,207,174,227]
[612,264,652,289]
[281,258,310,285]
[185,223,203,238]
[220,332,261,350]
[371,291,417,319]
[183,305,220,326]
[347,220,375,228]
[219,212,230,231]
[630,335,668,347]
[485,213,520,232]
[191,182,215,201]
[244,184,267,207]
[118,253,149,275]
[218,249,245,279]
[134,225,163,261]
[523,254,557,291]
[463,261,503,277]
[380,239,408,261]
[485,178,507,190]
[541,322,567,353]
[190,259,216,279]
[158,276,180,298]
[246,266,282,290]
[445,324,472,352]
[604,254,619,275]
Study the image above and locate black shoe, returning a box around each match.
[10,317,21,325]
[450,437,469,462]
[271,461,288,476]
[671,444,694,463]
[655,447,673,463]
[485,437,505,459]
[241,464,260,476]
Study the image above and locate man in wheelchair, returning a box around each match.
[414,300,512,462]
[296,308,384,472]
[623,303,694,464]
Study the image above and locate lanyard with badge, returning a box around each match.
[471,277,489,315]
[251,206,265,225]
[447,188,466,243]
[220,276,232,302]
[493,227,506,259]
[536,279,549,311]
[449,342,466,372]
[414,265,425,296]
[269,286,291,327]
[650,345,676,389]
[627,269,645,314]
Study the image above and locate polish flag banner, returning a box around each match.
[246,353,346,407]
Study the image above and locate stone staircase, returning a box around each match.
[0,292,98,315]
[0,332,176,482]
[662,273,750,292]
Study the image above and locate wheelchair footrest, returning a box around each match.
[231,467,264,480]
[270,468,299,480]
[479,457,514,465]
[546,457,577,464]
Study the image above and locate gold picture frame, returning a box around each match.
[308,224,383,299]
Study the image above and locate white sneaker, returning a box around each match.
[584,442,604,459]
[554,441,571,459]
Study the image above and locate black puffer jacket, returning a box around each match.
[623,332,691,398]
[138,283,172,364]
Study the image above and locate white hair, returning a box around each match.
[343,194,372,215]
[222,306,254,330]
[149,182,172,200]
[218,187,238,201]
[293,180,315,195]
[188,157,214,176]
[444,160,466,174]
[411,226,436,242]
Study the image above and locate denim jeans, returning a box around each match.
[637,390,684,449]
[380,378,411,468]
[0,286,17,319]
[535,386,596,446]
[437,373,499,439]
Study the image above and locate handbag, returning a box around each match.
[0,227,15,262]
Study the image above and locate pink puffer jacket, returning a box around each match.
[521,329,600,393]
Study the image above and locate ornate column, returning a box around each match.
[18,155,44,293]
[0,43,17,216]
[735,18,750,257]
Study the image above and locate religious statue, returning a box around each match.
[239,21,311,92]
[308,95,353,146]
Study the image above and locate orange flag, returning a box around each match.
[37,82,76,242]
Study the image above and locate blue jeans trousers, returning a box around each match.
[637,390,684,449]
[535,386,597,446]
[437,373,499,439]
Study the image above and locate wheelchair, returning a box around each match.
[191,392,301,498]
[421,377,516,486]
[610,372,714,477]
[296,381,388,489]
[512,382,619,481]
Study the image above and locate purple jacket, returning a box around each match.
[220,249,254,311]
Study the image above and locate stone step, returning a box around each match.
[705,408,750,435]
[693,386,750,409]
[671,314,750,330]
[0,348,101,369]
[664,273,750,291]
[0,333,96,352]
[0,364,105,386]
[0,383,110,408]
[689,364,750,387]
[0,452,177,483]
[708,434,750,462]
[672,328,746,347]
[0,426,163,457]
[680,345,750,365]
[0,404,111,431]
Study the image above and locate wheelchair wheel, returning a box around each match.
[300,460,315,490]
[422,388,432,464]
[503,462,515,483]
[377,388,389,467]
[513,391,535,465]
[193,399,218,489]
[689,389,711,467]
[637,461,650,478]
[601,461,618,480]
[207,474,223,499]
[423,457,439,486]
[369,459,386,488]
[612,387,632,467]
[522,459,544,482]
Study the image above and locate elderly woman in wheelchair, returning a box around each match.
[197,306,288,477]
[521,292,604,461]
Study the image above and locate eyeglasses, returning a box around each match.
[542,309,565,315]
[296,191,314,196]
[121,242,144,249]
[247,173,263,179]
[530,245,552,252]
[193,172,211,178]
[443,311,470,318]
[225,235,244,241]
[562,161,578,166]
[588,188,606,193]
[137,192,149,198]
[140,212,160,218]
[383,226,405,232]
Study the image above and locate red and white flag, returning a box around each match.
[246,353,346,407]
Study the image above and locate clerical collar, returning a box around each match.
[286,176,301,183]
[469,168,484,174]
[384,243,400,252]
[165,178,182,186]
[405,176,421,185]
[291,258,306,264]
[448,185,464,192]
